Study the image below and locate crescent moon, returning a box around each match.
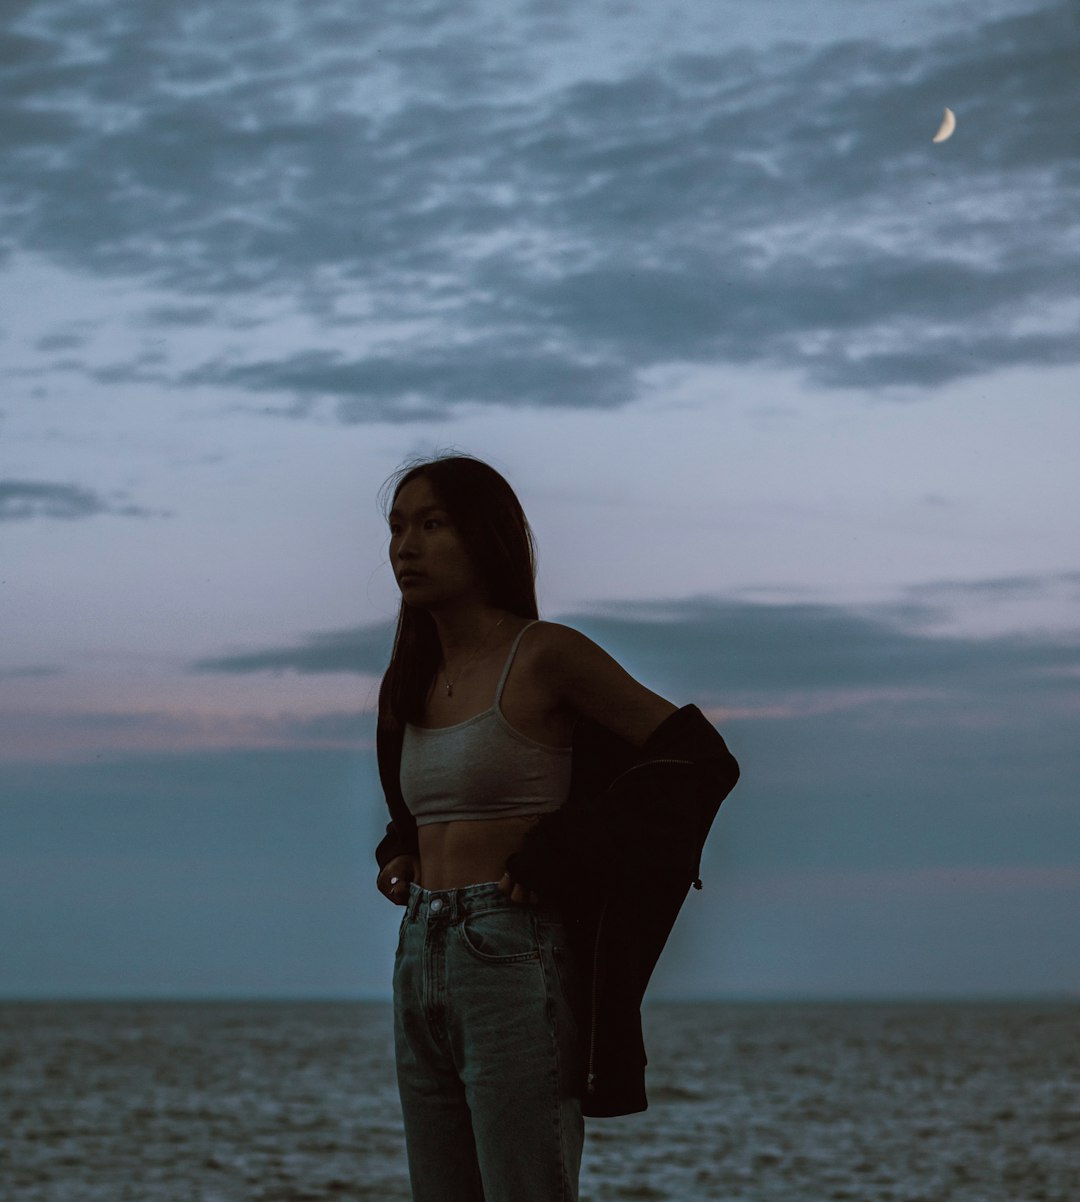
[932,106,956,143]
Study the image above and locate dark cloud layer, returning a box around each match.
[190,580,1080,707]
[3,1,1076,417]
[0,480,156,521]
[192,625,393,676]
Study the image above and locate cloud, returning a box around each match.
[0,705,371,759]
[0,665,62,680]
[32,330,88,353]
[176,347,629,423]
[0,480,160,521]
[187,574,1080,719]
[564,594,1080,700]
[3,733,1076,998]
[903,571,1080,602]
[27,572,1073,761]
[191,625,395,676]
[3,1,1076,415]
[725,864,1080,906]
[874,571,1080,630]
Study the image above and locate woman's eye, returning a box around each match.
[389,518,441,535]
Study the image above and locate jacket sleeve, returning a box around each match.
[504,704,739,901]
[375,818,419,871]
[374,720,420,871]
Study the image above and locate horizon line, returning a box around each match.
[2,992,1077,1005]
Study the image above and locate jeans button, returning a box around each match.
[430,898,443,912]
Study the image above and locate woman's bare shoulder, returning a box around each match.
[530,620,678,747]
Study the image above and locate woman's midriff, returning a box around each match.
[416,813,544,890]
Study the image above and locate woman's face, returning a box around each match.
[389,475,484,607]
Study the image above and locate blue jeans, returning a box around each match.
[393,879,585,1202]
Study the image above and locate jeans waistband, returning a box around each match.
[404,879,562,924]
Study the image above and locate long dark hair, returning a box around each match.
[376,452,539,732]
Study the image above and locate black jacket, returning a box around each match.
[374,702,740,1117]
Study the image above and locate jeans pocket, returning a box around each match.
[457,906,541,964]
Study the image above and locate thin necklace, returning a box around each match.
[443,615,506,697]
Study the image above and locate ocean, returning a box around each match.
[1,1000,1076,1201]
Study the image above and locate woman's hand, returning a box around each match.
[377,854,419,906]
[498,871,540,906]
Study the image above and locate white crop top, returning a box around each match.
[399,620,573,825]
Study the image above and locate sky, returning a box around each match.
[2,0,1078,1000]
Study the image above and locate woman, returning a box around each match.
[374,453,703,1202]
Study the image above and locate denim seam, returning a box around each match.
[537,929,572,1202]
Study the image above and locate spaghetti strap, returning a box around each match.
[493,620,540,709]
